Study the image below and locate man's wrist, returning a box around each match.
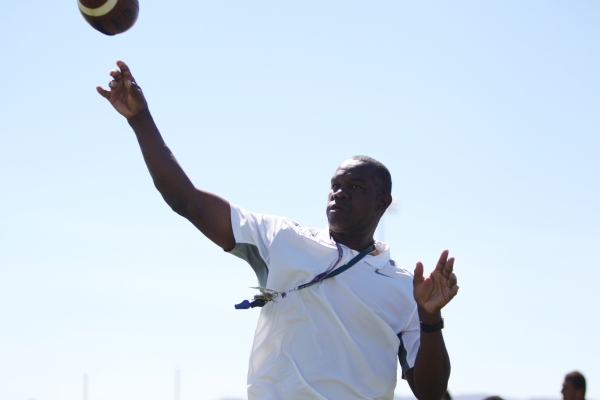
[127,108,151,124]
[417,307,442,325]
[420,318,444,333]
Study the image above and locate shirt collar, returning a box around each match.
[363,240,392,269]
[319,228,392,269]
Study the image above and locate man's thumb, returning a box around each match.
[413,262,424,285]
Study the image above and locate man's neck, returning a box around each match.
[329,231,374,252]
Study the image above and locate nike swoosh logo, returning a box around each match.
[375,269,392,278]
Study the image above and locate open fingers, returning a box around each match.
[109,69,122,81]
[96,78,126,99]
[116,60,134,80]
[434,250,449,273]
[449,285,459,299]
[96,85,110,99]
[442,256,454,279]
[413,261,425,286]
[447,272,457,288]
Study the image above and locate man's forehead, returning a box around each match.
[332,159,375,180]
[338,158,363,169]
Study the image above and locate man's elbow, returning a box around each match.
[415,379,449,400]
[162,195,190,218]
[409,370,450,400]
[416,387,448,400]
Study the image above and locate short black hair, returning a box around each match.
[350,155,392,195]
[565,371,586,394]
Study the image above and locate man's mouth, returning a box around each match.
[328,203,345,212]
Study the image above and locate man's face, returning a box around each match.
[326,159,388,236]
[562,380,583,400]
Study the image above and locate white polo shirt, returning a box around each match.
[228,203,420,400]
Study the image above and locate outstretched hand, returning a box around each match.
[413,250,459,315]
[96,60,148,119]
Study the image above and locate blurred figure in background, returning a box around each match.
[562,371,586,400]
[483,396,504,400]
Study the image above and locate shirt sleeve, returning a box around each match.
[226,202,283,287]
[397,307,420,379]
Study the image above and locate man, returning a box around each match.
[96,60,459,400]
[562,371,586,400]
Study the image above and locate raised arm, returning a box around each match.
[96,60,235,251]
[406,250,459,400]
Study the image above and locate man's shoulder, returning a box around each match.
[387,259,414,279]
[277,221,334,249]
[232,203,299,234]
[364,257,415,293]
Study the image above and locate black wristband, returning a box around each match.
[420,318,444,333]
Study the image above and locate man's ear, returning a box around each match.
[377,193,393,212]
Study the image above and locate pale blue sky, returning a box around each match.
[1,1,599,399]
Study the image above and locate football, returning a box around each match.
[78,0,139,36]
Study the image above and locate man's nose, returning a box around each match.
[333,186,350,199]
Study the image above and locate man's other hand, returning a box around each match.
[413,250,459,317]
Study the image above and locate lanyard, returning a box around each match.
[235,241,374,310]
